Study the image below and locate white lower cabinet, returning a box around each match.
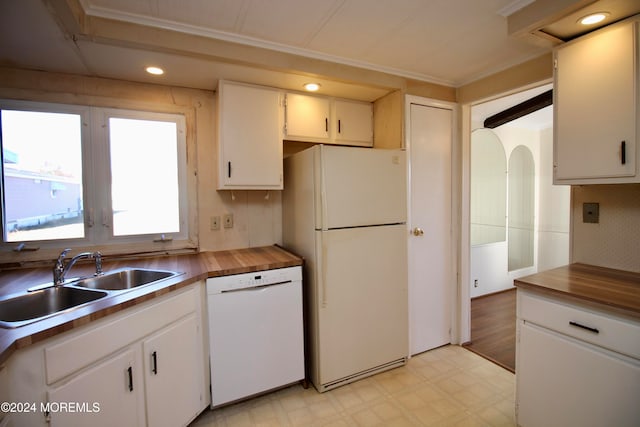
[143,314,202,427]
[48,348,144,427]
[516,290,640,427]
[6,283,208,427]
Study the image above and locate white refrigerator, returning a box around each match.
[283,144,408,392]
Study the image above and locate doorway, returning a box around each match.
[464,83,570,370]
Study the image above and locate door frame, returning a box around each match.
[404,95,461,350]
[460,79,555,344]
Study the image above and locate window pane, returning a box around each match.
[109,118,180,236]
[1,110,84,242]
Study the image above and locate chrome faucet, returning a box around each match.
[53,249,103,286]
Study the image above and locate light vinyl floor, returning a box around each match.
[191,345,516,426]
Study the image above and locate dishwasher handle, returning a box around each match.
[219,280,293,294]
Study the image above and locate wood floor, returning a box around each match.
[463,288,516,372]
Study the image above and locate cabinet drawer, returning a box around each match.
[45,287,198,384]
[518,290,640,359]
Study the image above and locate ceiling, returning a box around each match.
[75,0,549,87]
[0,0,638,104]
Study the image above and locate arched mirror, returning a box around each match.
[508,145,535,271]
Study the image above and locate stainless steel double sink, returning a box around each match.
[0,268,183,328]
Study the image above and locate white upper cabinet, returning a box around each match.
[284,93,373,147]
[285,93,331,142]
[217,81,284,190]
[554,19,639,184]
[334,99,374,146]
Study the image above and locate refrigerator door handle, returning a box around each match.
[316,233,328,308]
[319,146,329,231]
[320,238,328,307]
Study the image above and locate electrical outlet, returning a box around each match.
[210,216,220,231]
[223,213,234,228]
[583,203,599,223]
[474,279,478,288]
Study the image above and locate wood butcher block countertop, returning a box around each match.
[0,245,303,364]
[515,263,640,318]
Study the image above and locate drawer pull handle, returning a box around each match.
[569,321,599,334]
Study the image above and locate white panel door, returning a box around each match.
[316,224,408,386]
[319,145,406,229]
[408,102,452,355]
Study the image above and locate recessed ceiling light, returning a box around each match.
[146,66,164,75]
[304,83,320,92]
[579,12,609,26]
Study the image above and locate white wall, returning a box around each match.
[537,127,570,271]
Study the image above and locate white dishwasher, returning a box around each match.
[206,266,304,407]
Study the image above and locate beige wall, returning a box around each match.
[457,53,553,104]
[373,90,404,149]
[0,67,282,254]
[571,185,640,273]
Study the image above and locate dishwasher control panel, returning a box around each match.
[206,266,302,294]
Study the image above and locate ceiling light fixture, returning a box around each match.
[146,66,164,75]
[579,12,609,26]
[304,83,320,92]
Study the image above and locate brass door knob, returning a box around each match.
[412,227,424,236]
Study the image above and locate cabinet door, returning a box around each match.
[48,348,144,427]
[285,93,330,142]
[143,314,203,427]
[218,82,283,190]
[554,22,637,183]
[334,99,373,146]
[517,321,640,427]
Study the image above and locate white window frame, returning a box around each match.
[0,100,193,260]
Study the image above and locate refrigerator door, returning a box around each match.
[317,145,406,230]
[314,224,408,388]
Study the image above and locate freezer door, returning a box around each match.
[315,224,408,387]
[318,145,406,229]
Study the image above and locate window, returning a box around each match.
[1,108,85,242]
[108,116,182,237]
[0,101,190,256]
